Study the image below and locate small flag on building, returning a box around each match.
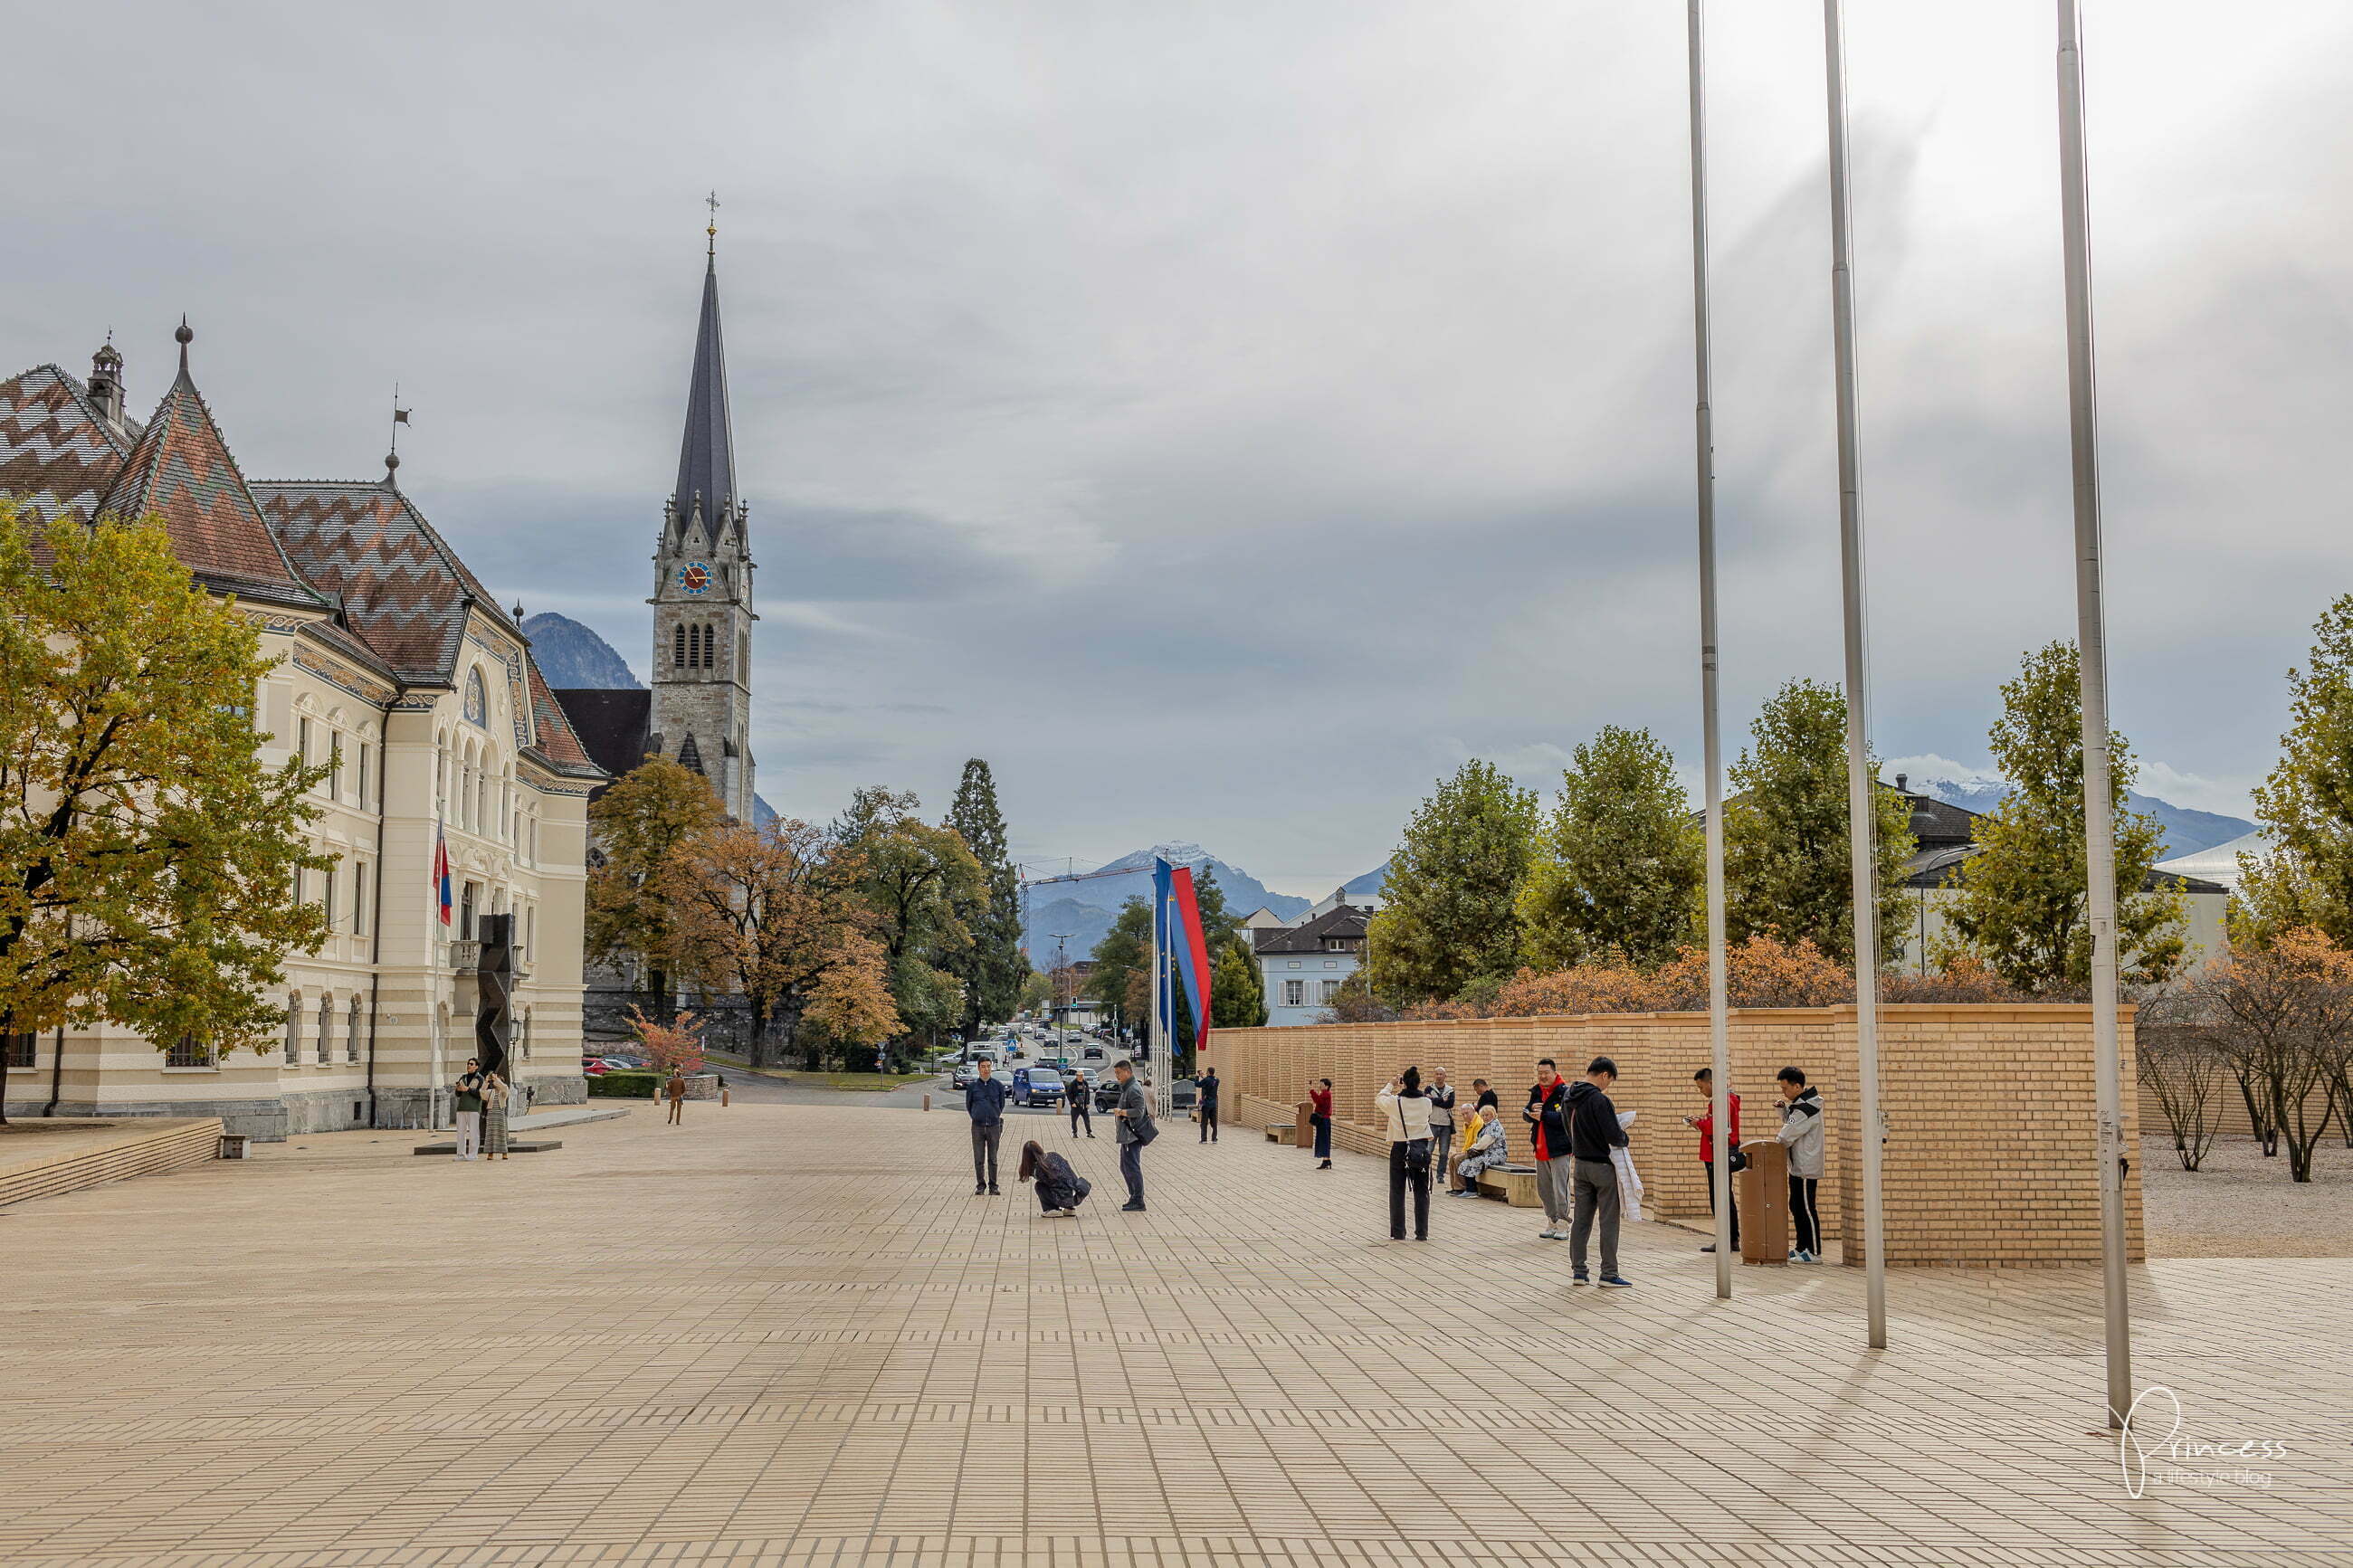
[433,821,452,926]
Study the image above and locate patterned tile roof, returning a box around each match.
[524,662,600,775]
[0,364,139,542]
[97,367,327,607]
[254,479,515,682]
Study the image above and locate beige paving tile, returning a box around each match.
[0,1106,2345,1568]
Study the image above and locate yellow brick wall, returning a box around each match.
[1214,1003,2143,1269]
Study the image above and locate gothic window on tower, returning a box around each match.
[673,623,687,669]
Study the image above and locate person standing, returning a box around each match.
[451,1059,485,1163]
[1066,1069,1094,1137]
[1426,1069,1457,1183]
[1776,1066,1825,1262]
[1196,1065,1221,1143]
[966,1057,1010,1194]
[1523,1060,1574,1240]
[1309,1078,1334,1169]
[482,1069,512,1161]
[1377,1067,1435,1240]
[1683,1068,1740,1254]
[1112,1060,1154,1212]
[1566,1056,1631,1288]
[665,1068,688,1126]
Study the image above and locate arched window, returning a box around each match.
[672,623,687,669]
[463,667,487,727]
[317,993,334,1065]
[286,993,302,1063]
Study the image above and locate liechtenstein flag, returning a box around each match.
[433,821,453,926]
[1154,856,1213,1055]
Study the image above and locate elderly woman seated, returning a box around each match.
[1450,1103,1510,1195]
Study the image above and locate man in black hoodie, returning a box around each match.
[1566,1057,1631,1288]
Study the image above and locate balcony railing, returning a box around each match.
[444,938,481,970]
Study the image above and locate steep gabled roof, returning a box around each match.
[522,663,602,776]
[672,256,739,527]
[549,688,653,783]
[254,479,515,681]
[0,364,140,532]
[1254,904,1372,956]
[96,366,327,608]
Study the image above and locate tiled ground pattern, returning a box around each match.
[3,1104,2347,1568]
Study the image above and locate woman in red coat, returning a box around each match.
[1309,1078,1334,1169]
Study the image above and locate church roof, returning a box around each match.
[672,257,739,527]
[0,364,140,534]
[547,688,652,784]
[254,478,516,681]
[521,663,600,775]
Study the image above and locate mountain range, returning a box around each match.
[1897,771,2252,860]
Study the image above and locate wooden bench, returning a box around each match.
[1474,1166,1541,1207]
[1264,1124,1299,1145]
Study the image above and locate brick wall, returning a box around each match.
[1215,1004,2142,1269]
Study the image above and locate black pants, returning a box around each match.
[1119,1140,1145,1204]
[1704,1161,1739,1246]
[1070,1101,1092,1136]
[970,1121,1002,1186]
[1790,1174,1820,1255]
[1310,1114,1331,1159]
[1387,1143,1430,1239]
[1199,1103,1218,1141]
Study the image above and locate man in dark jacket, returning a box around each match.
[1196,1067,1220,1143]
[1566,1057,1631,1288]
[1524,1060,1574,1240]
[1112,1060,1152,1211]
[966,1058,1010,1194]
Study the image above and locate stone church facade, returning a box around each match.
[0,327,605,1137]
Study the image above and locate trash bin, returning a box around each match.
[216,1134,251,1161]
[1736,1139,1787,1265]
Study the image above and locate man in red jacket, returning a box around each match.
[1684,1069,1739,1254]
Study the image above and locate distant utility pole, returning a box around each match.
[1051,935,1073,1060]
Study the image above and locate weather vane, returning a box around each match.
[706,189,720,257]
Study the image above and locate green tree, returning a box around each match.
[0,507,330,1107]
[1210,931,1267,1028]
[834,785,987,1047]
[2238,597,2353,947]
[586,755,725,1017]
[1516,725,1702,968]
[945,759,1024,1031]
[1724,679,1913,965]
[1085,897,1151,1032]
[1365,759,1538,1003]
[1939,641,2183,990]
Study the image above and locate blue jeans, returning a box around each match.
[1119,1140,1145,1204]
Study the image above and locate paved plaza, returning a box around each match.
[4,1100,2348,1568]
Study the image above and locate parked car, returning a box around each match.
[1093,1076,1126,1113]
[1010,1066,1063,1107]
[581,1057,607,1076]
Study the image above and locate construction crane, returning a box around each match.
[1015,861,1138,965]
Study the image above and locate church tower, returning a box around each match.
[650,215,757,822]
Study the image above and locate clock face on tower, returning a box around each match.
[676,562,713,595]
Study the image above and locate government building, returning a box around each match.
[0,323,604,1138]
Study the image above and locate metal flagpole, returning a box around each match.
[2055,0,2133,1430]
[1687,0,1733,1300]
[1822,0,1889,1347]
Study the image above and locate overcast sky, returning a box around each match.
[8,1,2349,895]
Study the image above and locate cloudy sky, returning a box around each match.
[8,1,2349,894]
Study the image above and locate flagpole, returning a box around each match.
[1823,0,1890,1347]
[1686,0,1734,1302]
[2055,0,2133,1430]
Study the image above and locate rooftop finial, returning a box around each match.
[174,315,193,373]
[705,189,720,260]
[386,385,411,483]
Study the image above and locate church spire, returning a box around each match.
[672,203,738,529]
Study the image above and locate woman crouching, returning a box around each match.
[1017,1140,1091,1217]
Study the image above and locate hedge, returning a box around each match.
[586,1070,662,1099]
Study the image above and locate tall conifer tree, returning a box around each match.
[946,759,1025,1033]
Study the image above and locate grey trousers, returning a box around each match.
[1536,1155,1577,1224]
[1569,1157,1621,1277]
[970,1121,1003,1185]
[1429,1125,1454,1181]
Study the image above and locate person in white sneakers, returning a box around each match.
[1776,1066,1825,1262]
